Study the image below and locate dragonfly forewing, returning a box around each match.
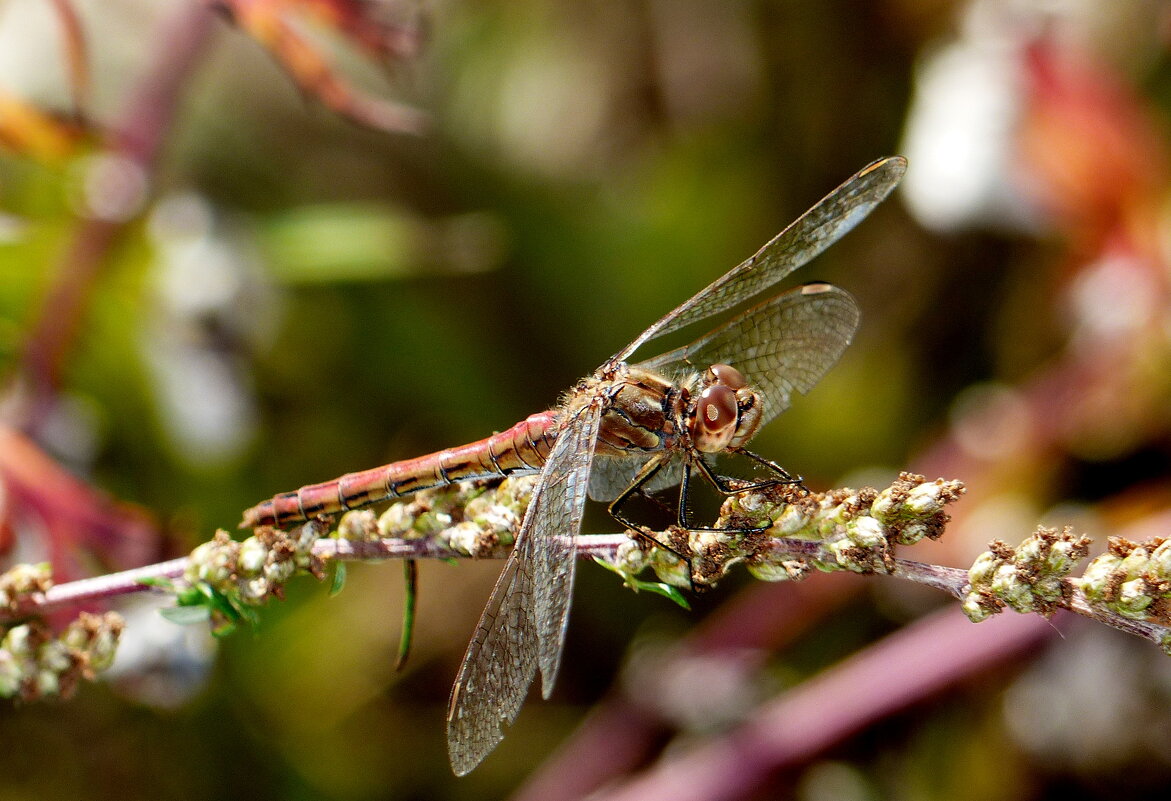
[447,400,603,775]
[617,156,904,364]
[529,400,603,694]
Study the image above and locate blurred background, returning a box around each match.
[2,0,1171,798]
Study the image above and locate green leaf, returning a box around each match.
[224,593,261,628]
[329,561,347,597]
[197,584,260,631]
[395,560,418,671]
[636,581,691,610]
[197,584,240,620]
[593,558,691,610]
[138,576,176,592]
[160,605,212,625]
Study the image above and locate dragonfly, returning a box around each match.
[241,156,906,775]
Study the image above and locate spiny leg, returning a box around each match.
[607,456,696,591]
[678,451,805,531]
[735,448,807,490]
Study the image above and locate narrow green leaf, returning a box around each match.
[593,558,623,578]
[198,585,240,621]
[593,558,691,610]
[226,594,261,627]
[160,605,211,625]
[636,581,691,610]
[329,561,348,597]
[395,559,418,671]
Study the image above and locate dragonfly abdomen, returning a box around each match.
[240,410,559,528]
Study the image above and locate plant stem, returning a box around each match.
[13,532,1171,653]
[11,0,219,430]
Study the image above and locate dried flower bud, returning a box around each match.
[237,538,268,576]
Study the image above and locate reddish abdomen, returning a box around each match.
[241,411,558,528]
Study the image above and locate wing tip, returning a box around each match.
[539,659,560,700]
[798,281,836,295]
[863,154,908,186]
[447,719,503,776]
[868,153,907,170]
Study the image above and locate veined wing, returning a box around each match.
[615,156,904,365]
[530,399,601,694]
[447,399,603,776]
[587,452,683,502]
[635,283,859,429]
[447,553,533,777]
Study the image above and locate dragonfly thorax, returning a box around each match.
[688,363,763,453]
[589,366,683,455]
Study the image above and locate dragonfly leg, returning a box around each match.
[608,457,696,592]
[679,452,804,532]
[676,461,697,529]
[676,460,730,531]
[735,448,807,491]
[695,449,805,497]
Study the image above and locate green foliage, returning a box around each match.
[595,557,691,611]
[328,559,348,597]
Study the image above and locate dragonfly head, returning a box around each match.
[689,363,763,453]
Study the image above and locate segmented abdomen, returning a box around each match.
[240,411,559,528]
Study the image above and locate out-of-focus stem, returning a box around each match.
[12,0,219,430]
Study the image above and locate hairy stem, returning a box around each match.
[9,530,1169,653]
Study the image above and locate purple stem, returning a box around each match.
[14,534,634,616]
[14,534,1170,654]
[589,607,1053,801]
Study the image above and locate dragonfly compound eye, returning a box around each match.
[699,385,738,434]
[730,387,764,448]
[706,363,747,390]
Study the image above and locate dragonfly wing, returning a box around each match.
[447,553,535,776]
[616,156,903,364]
[635,283,859,429]
[528,399,602,695]
[588,453,684,502]
[446,399,603,775]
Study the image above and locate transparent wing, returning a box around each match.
[530,402,601,693]
[446,400,602,776]
[446,555,534,776]
[587,452,683,502]
[615,156,903,364]
[635,283,859,429]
